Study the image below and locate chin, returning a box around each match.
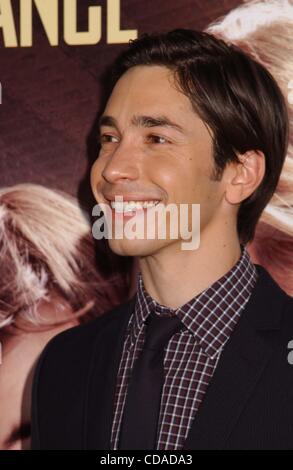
[107,238,171,257]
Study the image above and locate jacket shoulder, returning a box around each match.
[31,298,135,449]
[39,298,134,360]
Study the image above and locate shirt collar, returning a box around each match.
[132,245,258,359]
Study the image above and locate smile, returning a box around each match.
[110,200,161,214]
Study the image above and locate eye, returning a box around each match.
[99,134,119,144]
[148,134,170,144]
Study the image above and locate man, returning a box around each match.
[31,29,293,450]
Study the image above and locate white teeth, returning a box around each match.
[110,200,160,213]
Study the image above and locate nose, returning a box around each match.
[101,141,140,184]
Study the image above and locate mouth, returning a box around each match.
[108,199,161,215]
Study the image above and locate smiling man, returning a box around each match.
[31,29,293,450]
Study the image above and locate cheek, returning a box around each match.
[168,157,210,203]
[148,165,178,203]
[183,154,217,201]
[147,151,192,196]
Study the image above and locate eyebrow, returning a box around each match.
[98,114,185,134]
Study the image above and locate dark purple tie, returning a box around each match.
[119,311,183,450]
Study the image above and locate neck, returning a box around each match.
[138,220,242,309]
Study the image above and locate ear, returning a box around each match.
[225,150,266,205]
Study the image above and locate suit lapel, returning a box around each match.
[183,265,285,450]
[84,297,136,449]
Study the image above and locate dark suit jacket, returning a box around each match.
[31,265,293,450]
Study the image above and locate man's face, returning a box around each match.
[91,65,226,257]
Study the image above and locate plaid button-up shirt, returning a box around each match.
[111,246,258,450]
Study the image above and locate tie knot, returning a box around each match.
[144,312,183,352]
